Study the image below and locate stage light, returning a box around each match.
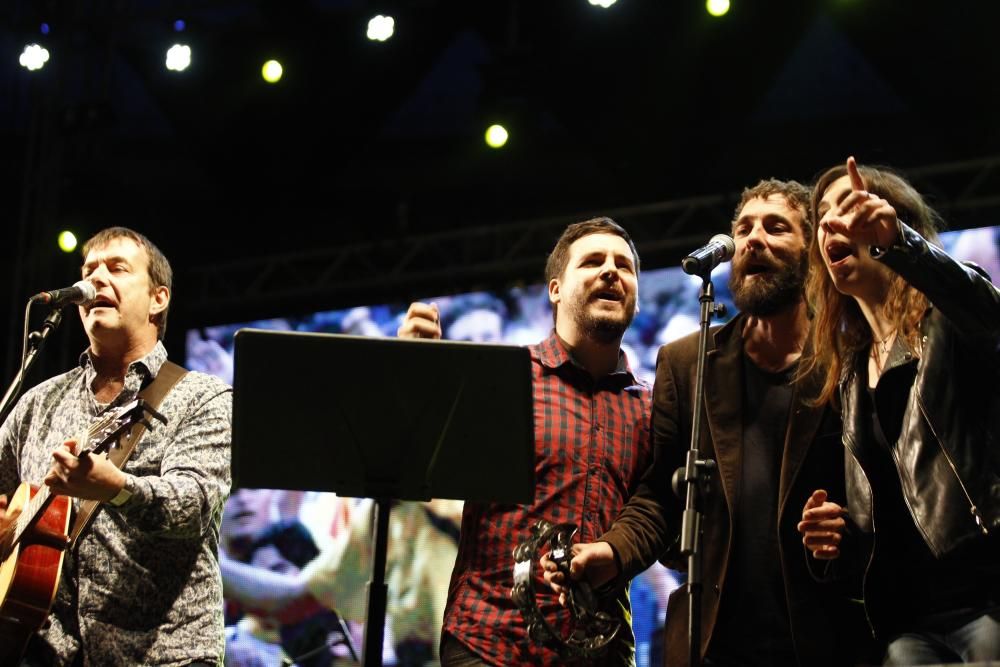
[262,59,283,83]
[485,124,509,149]
[367,15,395,42]
[588,0,618,7]
[174,19,186,32]
[58,231,78,254]
[19,44,50,71]
[165,44,191,72]
[40,23,50,35]
[707,0,730,17]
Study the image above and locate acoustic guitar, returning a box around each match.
[0,399,160,665]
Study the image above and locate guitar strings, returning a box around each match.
[11,406,130,544]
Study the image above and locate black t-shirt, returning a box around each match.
[706,355,797,666]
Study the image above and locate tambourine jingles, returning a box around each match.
[510,520,621,661]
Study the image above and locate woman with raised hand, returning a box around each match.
[797,156,1000,665]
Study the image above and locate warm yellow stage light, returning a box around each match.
[58,231,78,253]
[485,124,509,149]
[262,59,283,83]
[707,0,730,17]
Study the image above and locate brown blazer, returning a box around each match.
[601,313,871,667]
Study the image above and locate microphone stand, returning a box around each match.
[0,302,64,426]
[673,276,724,667]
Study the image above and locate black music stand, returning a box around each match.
[231,329,536,667]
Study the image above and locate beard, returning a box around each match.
[568,291,637,344]
[729,247,808,316]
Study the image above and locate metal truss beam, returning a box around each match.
[185,155,1000,320]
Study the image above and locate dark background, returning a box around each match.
[2,0,999,380]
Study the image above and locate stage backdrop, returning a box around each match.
[190,225,1000,667]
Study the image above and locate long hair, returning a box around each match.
[803,163,943,406]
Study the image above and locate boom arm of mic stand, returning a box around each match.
[674,278,723,667]
[0,306,64,426]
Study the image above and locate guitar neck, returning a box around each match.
[10,419,106,546]
[4,400,152,553]
[10,484,59,549]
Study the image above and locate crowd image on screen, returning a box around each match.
[188,264,743,388]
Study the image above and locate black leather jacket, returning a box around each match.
[842,221,1000,559]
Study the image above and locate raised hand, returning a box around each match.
[821,156,899,249]
[797,489,847,560]
[396,301,442,339]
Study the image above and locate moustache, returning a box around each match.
[734,251,783,275]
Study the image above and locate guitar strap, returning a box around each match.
[68,361,188,548]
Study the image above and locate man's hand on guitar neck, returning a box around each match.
[44,439,128,502]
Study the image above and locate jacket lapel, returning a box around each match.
[703,316,746,511]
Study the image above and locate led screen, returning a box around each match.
[193,226,999,666]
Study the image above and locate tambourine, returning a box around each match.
[510,520,621,660]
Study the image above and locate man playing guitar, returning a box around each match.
[0,228,232,666]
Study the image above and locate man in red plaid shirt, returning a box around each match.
[398,217,653,666]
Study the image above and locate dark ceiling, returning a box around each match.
[2,0,999,366]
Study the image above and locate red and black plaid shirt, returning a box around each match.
[442,331,653,666]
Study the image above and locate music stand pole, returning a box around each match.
[362,497,392,667]
[229,330,536,667]
[675,277,722,667]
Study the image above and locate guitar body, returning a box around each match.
[0,483,72,666]
[0,398,158,666]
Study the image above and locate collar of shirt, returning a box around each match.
[534,330,642,390]
[79,340,169,403]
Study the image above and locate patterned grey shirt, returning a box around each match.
[0,341,232,666]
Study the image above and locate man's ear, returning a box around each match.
[149,285,170,319]
[548,278,560,306]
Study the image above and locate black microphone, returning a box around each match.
[32,280,98,307]
[681,234,736,276]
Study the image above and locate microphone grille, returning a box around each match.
[74,280,98,303]
[710,234,735,260]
